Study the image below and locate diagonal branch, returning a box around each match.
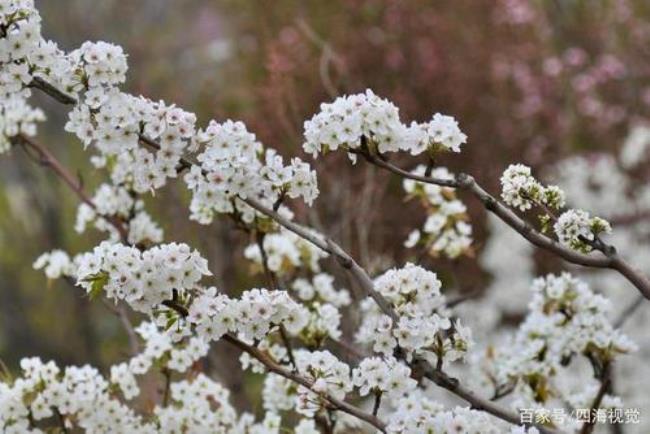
[579,362,612,434]
[413,359,559,434]
[243,197,400,323]
[26,76,650,301]
[11,134,129,242]
[222,334,387,433]
[357,151,650,300]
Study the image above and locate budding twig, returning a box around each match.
[357,150,650,301]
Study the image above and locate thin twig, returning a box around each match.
[372,390,383,416]
[445,287,483,308]
[278,324,298,373]
[255,231,299,372]
[579,362,611,434]
[100,299,140,355]
[327,337,367,362]
[413,359,560,434]
[161,367,172,407]
[53,407,69,433]
[614,294,645,329]
[295,19,344,98]
[12,134,129,242]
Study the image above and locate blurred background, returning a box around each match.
[2,0,650,418]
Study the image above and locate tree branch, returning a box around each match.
[11,134,129,242]
[413,359,560,434]
[357,151,650,300]
[579,362,612,434]
[255,231,299,372]
[222,334,387,433]
[135,131,553,433]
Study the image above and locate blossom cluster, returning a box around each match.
[33,249,75,280]
[500,163,566,212]
[75,242,211,315]
[1,0,319,239]
[0,327,308,434]
[352,356,417,400]
[185,120,318,225]
[403,165,473,258]
[406,112,468,154]
[189,287,309,343]
[255,349,356,418]
[76,183,163,245]
[34,242,311,354]
[243,227,328,276]
[294,350,352,416]
[357,263,473,363]
[68,41,127,90]
[290,273,350,307]
[0,356,148,433]
[66,89,198,194]
[259,369,362,432]
[387,395,540,434]
[500,163,612,252]
[0,0,51,152]
[554,209,612,253]
[493,273,636,408]
[110,322,210,399]
[303,89,466,158]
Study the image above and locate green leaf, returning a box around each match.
[83,272,109,300]
[164,316,178,331]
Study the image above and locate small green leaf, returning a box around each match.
[164,316,178,331]
[83,272,109,300]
